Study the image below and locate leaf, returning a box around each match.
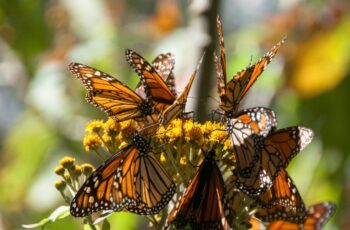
[22,205,70,228]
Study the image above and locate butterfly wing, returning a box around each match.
[70,142,175,216]
[215,15,228,102]
[151,53,177,97]
[167,151,232,229]
[223,37,286,112]
[235,107,277,137]
[268,202,336,230]
[69,63,154,121]
[125,49,176,113]
[135,52,177,98]
[159,57,200,127]
[227,118,258,178]
[233,126,313,199]
[255,169,306,224]
[261,126,313,170]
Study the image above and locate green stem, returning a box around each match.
[97,133,113,154]
[166,145,186,184]
[59,190,70,204]
[85,216,99,230]
[146,215,158,229]
[93,149,105,161]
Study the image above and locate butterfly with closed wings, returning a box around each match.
[167,150,232,230]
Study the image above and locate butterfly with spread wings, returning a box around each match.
[69,63,155,122]
[214,15,286,118]
[70,133,175,217]
[233,126,313,198]
[167,150,232,230]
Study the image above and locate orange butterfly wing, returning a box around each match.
[70,134,175,216]
[151,52,177,97]
[233,126,313,198]
[268,202,336,230]
[227,118,258,178]
[135,52,177,99]
[159,58,200,127]
[219,37,286,113]
[167,151,232,230]
[228,107,277,184]
[125,49,176,113]
[69,63,154,121]
[235,107,277,137]
[260,126,313,171]
[255,169,306,224]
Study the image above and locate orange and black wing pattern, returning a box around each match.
[255,169,307,224]
[233,126,313,198]
[135,52,177,99]
[167,150,232,230]
[151,52,177,97]
[227,118,258,178]
[268,202,336,230]
[217,34,286,113]
[235,107,277,138]
[70,134,175,216]
[69,63,154,122]
[227,107,277,182]
[159,56,201,127]
[259,126,313,172]
[125,49,176,113]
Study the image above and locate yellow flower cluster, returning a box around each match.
[80,117,236,186]
[83,118,137,155]
[53,156,95,203]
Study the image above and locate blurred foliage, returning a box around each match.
[0,0,349,229]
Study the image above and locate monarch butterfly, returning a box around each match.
[234,126,313,198]
[226,107,277,179]
[70,133,175,217]
[214,15,286,118]
[69,63,155,122]
[249,202,336,230]
[254,169,307,224]
[167,150,232,230]
[268,202,336,230]
[126,49,176,113]
[135,52,177,99]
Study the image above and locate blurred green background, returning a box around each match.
[0,0,349,229]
